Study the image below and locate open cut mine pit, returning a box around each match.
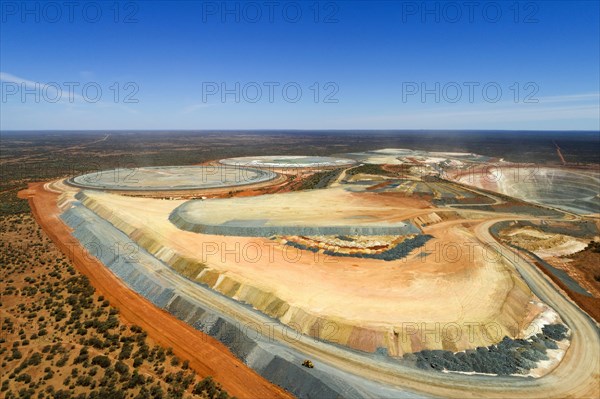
[24,152,600,399]
[451,166,600,215]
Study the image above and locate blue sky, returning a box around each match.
[1,0,599,130]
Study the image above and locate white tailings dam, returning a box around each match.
[67,165,277,191]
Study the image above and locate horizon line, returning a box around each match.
[2,128,599,133]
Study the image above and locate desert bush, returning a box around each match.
[91,355,111,369]
[114,361,129,375]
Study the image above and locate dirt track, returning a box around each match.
[19,182,293,399]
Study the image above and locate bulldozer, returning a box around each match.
[302,359,314,368]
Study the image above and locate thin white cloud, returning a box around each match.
[1,71,87,103]
[0,71,138,114]
[538,93,600,103]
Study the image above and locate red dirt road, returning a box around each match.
[19,182,293,399]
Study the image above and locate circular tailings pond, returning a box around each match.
[67,165,277,191]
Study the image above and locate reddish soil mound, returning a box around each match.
[531,259,600,323]
[566,244,600,295]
